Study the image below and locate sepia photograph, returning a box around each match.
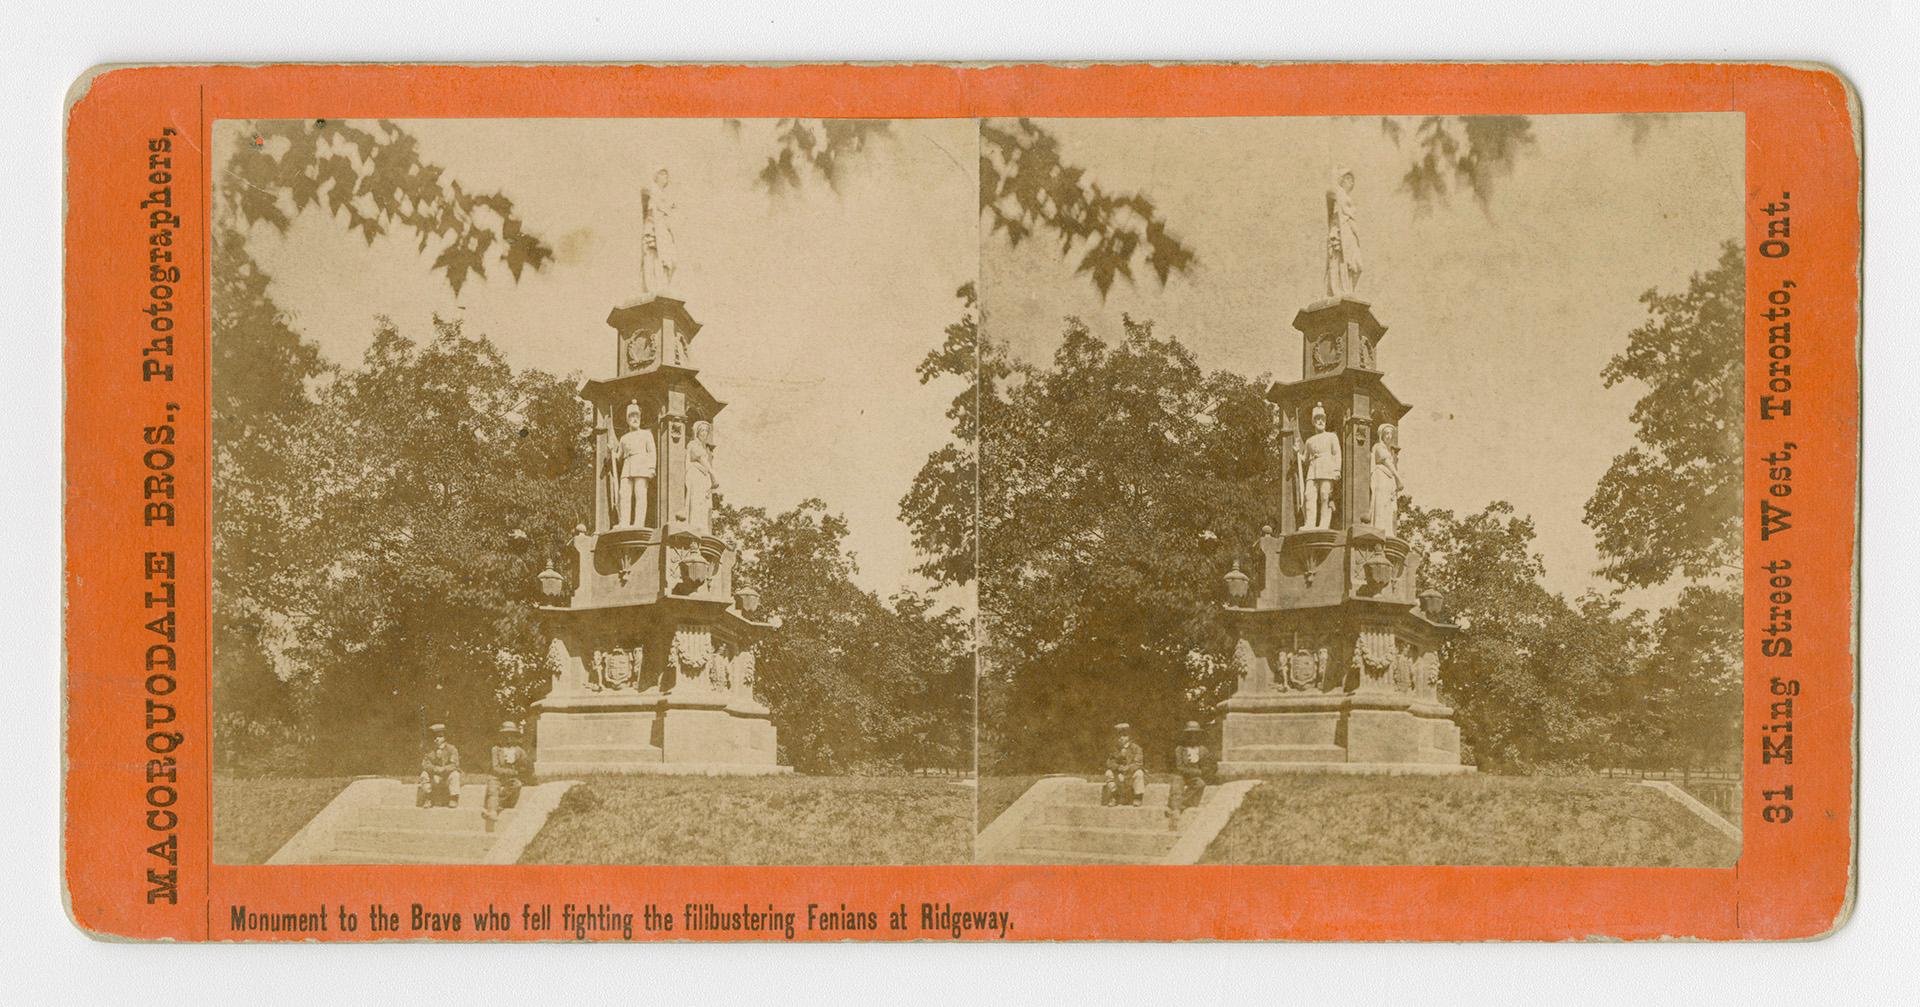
[208,117,979,865]
[51,46,1872,958]
[969,114,1746,866]
[208,111,1751,870]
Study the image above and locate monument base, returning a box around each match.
[533,689,791,776]
[1218,692,1470,775]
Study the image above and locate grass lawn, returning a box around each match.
[519,775,973,865]
[213,776,353,864]
[1202,774,1740,867]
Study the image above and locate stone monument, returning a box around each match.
[1216,172,1467,774]
[529,192,786,775]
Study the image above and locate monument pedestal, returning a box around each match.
[1218,693,1468,775]
[534,690,788,776]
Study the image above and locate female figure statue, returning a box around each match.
[640,167,677,295]
[1370,423,1401,534]
[686,419,718,534]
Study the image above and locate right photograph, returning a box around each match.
[972,114,1745,867]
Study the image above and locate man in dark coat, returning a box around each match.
[483,720,532,831]
[1168,721,1214,824]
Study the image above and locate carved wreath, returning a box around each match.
[1311,334,1344,373]
[668,627,714,685]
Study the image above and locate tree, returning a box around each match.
[1582,242,1743,775]
[211,119,560,771]
[898,283,1003,586]
[282,318,588,772]
[719,500,972,774]
[1636,585,1742,772]
[741,117,1202,299]
[928,313,1282,772]
[1400,501,1651,772]
[209,232,331,772]
[1585,241,1744,588]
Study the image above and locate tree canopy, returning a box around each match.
[1585,240,1744,589]
[902,304,1283,770]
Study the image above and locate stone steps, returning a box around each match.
[348,805,493,831]
[1037,803,1179,829]
[976,777,1261,865]
[398,783,490,808]
[1054,782,1171,805]
[268,778,577,866]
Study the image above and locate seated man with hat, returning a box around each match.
[483,720,532,832]
[416,723,462,808]
[1102,722,1146,807]
[1168,721,1215,824]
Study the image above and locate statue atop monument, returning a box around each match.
[640,167,678,295]
[1325,166,1362,299]
[1302,402,1342,529]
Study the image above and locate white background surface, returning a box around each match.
[5,3,1910,1002]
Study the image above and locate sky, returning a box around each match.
[980,114,1744,607]
[221,118,978,605]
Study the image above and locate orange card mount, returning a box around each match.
[63,62,1859,942]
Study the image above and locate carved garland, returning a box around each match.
[1352,627,1396,685]
[1234,638,1259,692]
[668,626,715,688]
[733,648,757,698]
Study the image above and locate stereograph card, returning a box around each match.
[61,62,1859,941]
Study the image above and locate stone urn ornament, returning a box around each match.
[1362,554,1395,591]
[1223,561,1250,602]
[734,584,761,617]
[537,562,565,599]
[680,552,712,588]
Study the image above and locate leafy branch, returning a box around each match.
[980,118,1198,297]
[739,118,893,194]
[1381,115,1537,211]
[219,119,554,294]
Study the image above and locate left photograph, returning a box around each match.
[209,118,979,865]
